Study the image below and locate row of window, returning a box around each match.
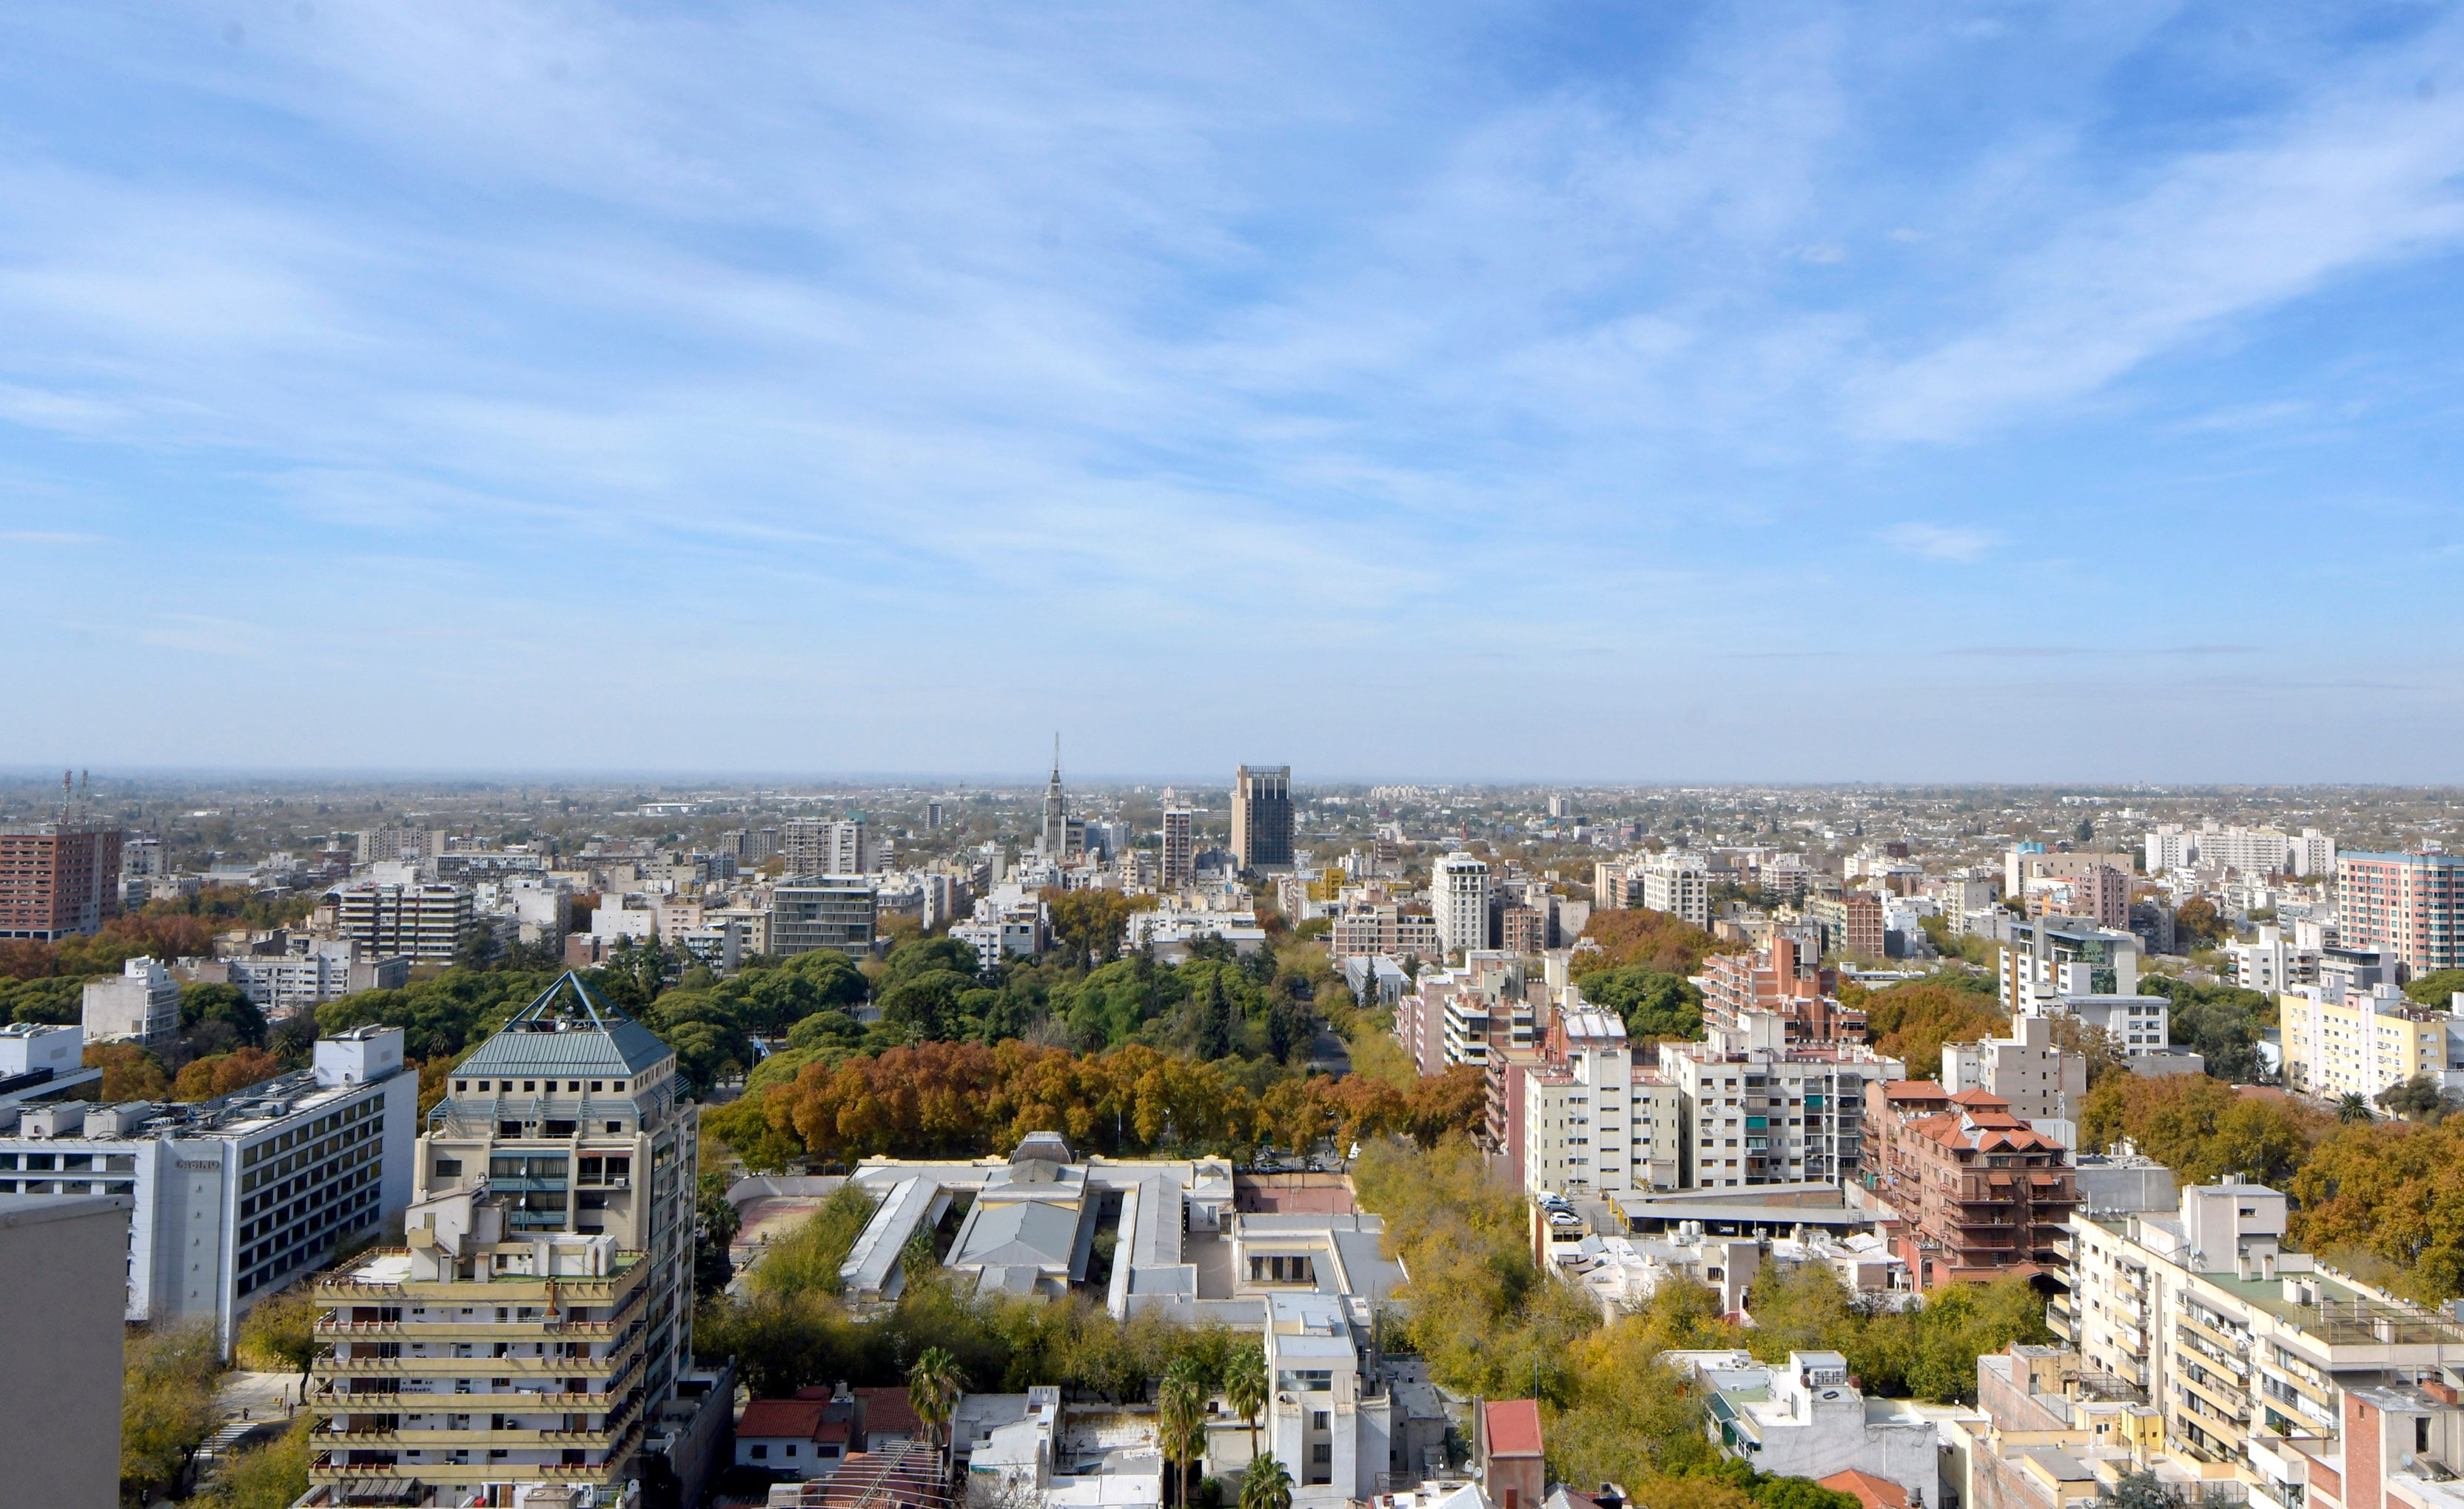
[0,1152,136,1172]
[0,1178,135,1196]
[455,1076,647,1095]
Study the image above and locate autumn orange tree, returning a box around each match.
[1578,908,1742,975]
[2078,1072,2326,1188]
[702,1039,1486,1171]
[2289,1118,2464,1304]
[1850,977,2004,1079]
[172,1046,285,1103]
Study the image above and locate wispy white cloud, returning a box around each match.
[0,1,2460,773]
[1881,523,1997,563]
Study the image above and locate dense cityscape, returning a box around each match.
[11,4,2464,1509]
[8,765,2464,1509]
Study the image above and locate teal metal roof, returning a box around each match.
[457,972,674,1078]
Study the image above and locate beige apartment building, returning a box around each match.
[306,973,699,1500]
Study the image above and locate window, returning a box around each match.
[1312,1411,1329,1431]
[1312,1444,1332,1464]
[433,1159,463,1178]
[751,1445,769,1460]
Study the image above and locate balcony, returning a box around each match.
[311,1354,644,1411]
[317,1314,628,1339]
[310,1398,640,1451]
[311,1250,645,1305]
[316,1351,630,1377]
[308,1420,645,1484]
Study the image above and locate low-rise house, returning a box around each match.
[1678,1349,1938,1507]
[737,1394,856,1480]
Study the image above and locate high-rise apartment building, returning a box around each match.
[1230,764,1293,873]
[723,827,782,864]
[330,882,474,965]
[0,823,121,941]
[0,1025,414,1349]
[1160,809,1194,890]
[355,827,444,867]
[308,975,697,1497]
[2279,980,2464,1101]
[781,819,869,878]
[1662,1012,1902,1189]
[1640,851,1711,928]
[2338,851,2464,978]
[1999,916,2141,1009]
[770,880,878,958]
[1941,1014,2088,1126]
[1431,852,1491,959]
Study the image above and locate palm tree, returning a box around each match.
[1159,1357,1212,1508]
[2338,1092,2374,1125]
[1223,1345,1268,1462]
[1241,1455,1295,1509]
[909,1346,966,1457]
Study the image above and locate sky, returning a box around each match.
[4,2,2464,784]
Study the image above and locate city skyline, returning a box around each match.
[7,4,2464,779]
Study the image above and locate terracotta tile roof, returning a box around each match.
[1483,1398,1544,1457]
[859,1385,923,1436]
[741,1399,830,1441]
[1947,1088,2012,1111]
[1880,1081,1951,1102]
[1821,1470,1911,1509]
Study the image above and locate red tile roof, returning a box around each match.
[1483,1399,1544,1457]
[1821,1471,1910,1509]
[859,1385,923,1436]
[741,1399,830,1441]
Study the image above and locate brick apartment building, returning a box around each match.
[1702,932,1865,1045]
[1864,1082,2077,1289]
[2339,850,2464,978]
[0,824,122,941]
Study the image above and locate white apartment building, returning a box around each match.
[2001,917,2141,1012]
[81,955,181,1046]
[1944,1013,2087,1127]
[2226,924,2314,996]
[951,888,1050,970]
[224,938,411,1015]
[0,1025,415,1351]
[1514,1009,1635,1197]
[331,881,474,965]
[1642,850,1711,928]
[2049,994,2173,1055]
[781,818,872,878]
[1662,1012,1903,1189]
[2061,1175,2464,1480]
[1431,852,1491,959]
[2145,824,2337,880]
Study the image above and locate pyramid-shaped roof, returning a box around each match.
[457,972,674,1078]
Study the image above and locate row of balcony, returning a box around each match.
[315,1350,637,1377]
[312,1354,645,1408]
[310,1401,640,1449]
[316,1315,624,1338]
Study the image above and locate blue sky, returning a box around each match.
[4,2,2464,782]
